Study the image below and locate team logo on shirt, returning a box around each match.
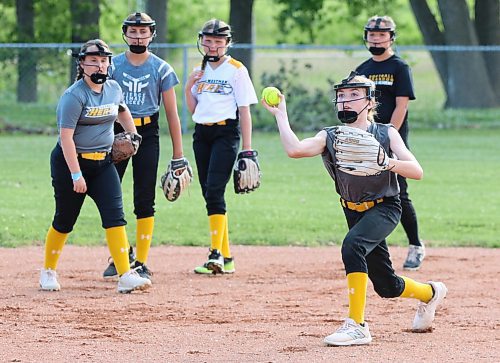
[368,74,394,86]
[121,72,150,105]
[85,103,116,117]
[196,80,233,95]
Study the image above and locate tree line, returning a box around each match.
[7,0,500,108]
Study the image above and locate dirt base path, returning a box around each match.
[0,246,498,362]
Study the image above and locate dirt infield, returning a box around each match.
[0,245,499,362]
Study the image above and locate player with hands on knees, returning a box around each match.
[39,39,151,294]
[185,19,260,275]
[102,12,191,282]
[356,15,424,270]
[261,72,447,346]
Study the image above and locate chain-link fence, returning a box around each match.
[1,43,499,132]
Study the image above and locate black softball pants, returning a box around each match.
[341,196,405,298]
[193,120,240,216]
[50,143,126,233]
[114,120,160,219]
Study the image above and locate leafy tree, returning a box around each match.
[409,0,499,107]
[69,0,100,84]
[275,0,499,108]
[16,0,37,102]
[229,0,254,75]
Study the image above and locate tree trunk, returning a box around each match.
[475,0,500,99]
[408,0,448,105]
[16,0,37,103]
[69,0,100,85]
[146,0,168,60]
[438,0,496,107]
[229,0,254,77]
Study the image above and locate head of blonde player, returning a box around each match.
[363,15,396,56]
[333,72,377,124]
[197,19,232,63]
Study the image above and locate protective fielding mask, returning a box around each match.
[368,46,386,56]
[89,72,108,84]
[129,44,147,54]
[337,110,359,124]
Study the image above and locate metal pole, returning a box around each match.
[181,45,189,134]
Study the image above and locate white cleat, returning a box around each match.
[40,268,61,291]
[117,269,151,294]
[412,281,447,332]
[324,318,372,346]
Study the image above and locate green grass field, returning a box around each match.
[0,130,499,248]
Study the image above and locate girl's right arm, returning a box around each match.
[261,94,326,158]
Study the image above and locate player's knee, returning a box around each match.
[341,237,365,265]
[373,279,403,298]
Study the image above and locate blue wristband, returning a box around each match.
[71,171,82,181]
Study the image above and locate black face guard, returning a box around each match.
[333,71,375,104]
[197,19,231,62]
[363,17,396,41]
[73,42,112,84]
[122,12,156,53]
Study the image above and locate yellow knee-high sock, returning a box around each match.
[105,226,131,276]
[209,214,225,252]
[347,272,368,324]
[44,226,69,270]
[135,217,154,264]
[400,276,433,303]
[221,214,231,258]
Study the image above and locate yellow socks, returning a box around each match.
[105,226,131,276]
[221,214,231,258]
[209,214,225,252]
[44,226,69,270]
[347,272,368,324]
[400,276,433,303]
[135,217,154,264]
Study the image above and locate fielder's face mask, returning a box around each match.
[363,17,396,56]
[76,42,113,84]
[122,12,156,54]
[333,71,375,124]
[197,20,232,63]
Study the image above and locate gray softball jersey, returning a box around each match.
[110,53,179,118]
[56,79,125,153]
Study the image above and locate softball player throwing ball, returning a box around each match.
[185,19,259,275]
[39,39,151,294]
[261,72,447,346]
[101,12,190,281]
[356,15,425,270]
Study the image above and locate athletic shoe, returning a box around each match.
[222,257,235,274]
[403,244,426,271]
[323,318,372,346]
[206,249,225,274]
[117,269,151,294]
[39,268,61,291]
[134,261,153,282]
[194,257,235,274]
[103,246,135,279]
[412,281,447,332]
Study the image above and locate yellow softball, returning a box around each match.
[262,86,281,107]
